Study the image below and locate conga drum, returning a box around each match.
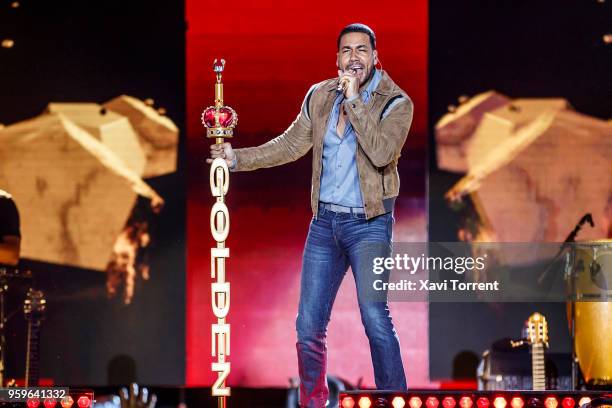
[569,240,612,386]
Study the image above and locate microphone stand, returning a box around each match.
[537,214,594,287]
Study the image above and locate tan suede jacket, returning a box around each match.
[233,70,413,219]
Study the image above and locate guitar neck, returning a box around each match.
[25,323,41,387]
[532,343,545,391]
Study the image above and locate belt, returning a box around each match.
[320,202,365,214]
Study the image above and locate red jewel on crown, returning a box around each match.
[202,106,238,128]
[201,105,238,138]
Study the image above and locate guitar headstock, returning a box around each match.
[24,288,46,322]
[526,312,549,348]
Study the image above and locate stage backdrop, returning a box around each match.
[186,0,429,387]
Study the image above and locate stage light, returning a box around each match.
[77,395,91,408]
[27,399,40,408]
[443,397,457,408]
[359,396,373,408]
[562,398,575,408]
[477,398,490,408]
[11,2,19,8]
[545,397,558,408]
[44,399,57,408]
[426,397,440,408]
[338,393,602,408]
[460,397,473,408]
[342,396,356,408]
[60,396,74,408]
[409,397,421,408]
[494,397,507,408]
[603,34,612,44]
[144,98,154,107]
[578,397,591,407]
[510,397,524,408]
[2,39,15,49]
[393,397,407,408]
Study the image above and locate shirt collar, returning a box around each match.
[360,69,382,102]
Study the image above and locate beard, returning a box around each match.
[357,64,376,88]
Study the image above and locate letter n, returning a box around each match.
[212,362,231,396]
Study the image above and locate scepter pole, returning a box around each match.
[201,58,238,408]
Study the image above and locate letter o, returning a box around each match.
[210,157,230,197]
[211,202,230,242]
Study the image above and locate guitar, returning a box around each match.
[23,289,46,387]
[526,312,549,391]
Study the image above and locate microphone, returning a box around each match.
[337,68,357,92]
[337,77,350,92]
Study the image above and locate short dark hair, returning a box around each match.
[337,23,376,50]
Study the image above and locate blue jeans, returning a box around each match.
[296,207,407,407]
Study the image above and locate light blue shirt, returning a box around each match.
[319,69,382,207]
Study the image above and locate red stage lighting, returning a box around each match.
[342,396,356,408]
[510,397,524,408]
[427,397,440,408]
[460,397,473,408]
[494,397,507,408]
[409,397,422,408]
[545,397,559,408]
[359,396,373,408]
[77,395,91,408]
[60,395,74,408]
[393,397,407,408]
[443,397,457,408]
[338,391,603,408]
[44,399,57,408]
[562,398,575,408]
[477,398,490,408]
[26,399,41,408]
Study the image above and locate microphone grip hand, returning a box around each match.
[337,77,350,92]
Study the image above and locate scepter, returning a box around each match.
[201,58,237,408]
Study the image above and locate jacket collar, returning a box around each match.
[325,69,395,96]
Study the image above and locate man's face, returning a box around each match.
[337,32,378,86]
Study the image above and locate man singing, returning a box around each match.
[209,23,413,407]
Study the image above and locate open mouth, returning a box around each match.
[348,64,364,75]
